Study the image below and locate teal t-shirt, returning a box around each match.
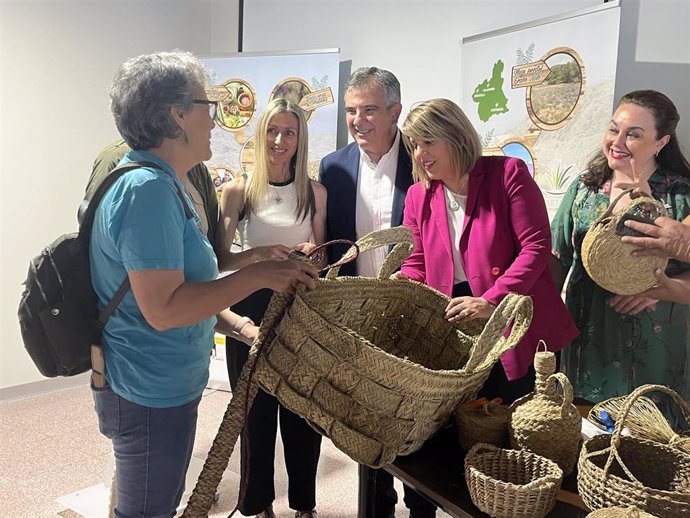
[90,150,218,408]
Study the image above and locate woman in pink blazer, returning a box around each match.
[394,99,578,402]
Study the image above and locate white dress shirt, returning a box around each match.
[355,131,400,277]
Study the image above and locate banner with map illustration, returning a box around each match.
[203,49,340,193]
[460,2,620,219]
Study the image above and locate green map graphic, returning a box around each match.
[472,59,509,122]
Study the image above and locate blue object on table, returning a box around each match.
[599,410,615,433]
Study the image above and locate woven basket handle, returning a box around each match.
[325,226,414,280]
[463,293,533,373]
[602,384,690,480]
[546,372,575,417]
[294,239,360,273]
[593,188,665,227]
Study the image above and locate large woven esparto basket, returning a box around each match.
[581,189,668,295]
[181,227,534,517]
[578,384,690,518]
[464,442,563,518]
[254,228,532,467]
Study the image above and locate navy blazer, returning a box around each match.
[318,137,413,276]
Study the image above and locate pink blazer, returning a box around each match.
[400,156,578,380]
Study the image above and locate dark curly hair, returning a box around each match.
[582,90,690,188]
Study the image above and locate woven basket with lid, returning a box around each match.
[455,399,510,452]
[509,342,582,476]
[581,189,668,295]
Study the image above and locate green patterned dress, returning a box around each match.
[551,169,690,414]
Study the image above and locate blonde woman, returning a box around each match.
[394,98,578,404]
[217,98,326,518]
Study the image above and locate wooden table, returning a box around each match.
[357,424,590,518]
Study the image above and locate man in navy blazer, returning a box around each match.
[318,67,436,518]
[319,67,413,278]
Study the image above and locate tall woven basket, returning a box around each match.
[181,227,534,517]
[578,384,690,518]
[581,189,668,295]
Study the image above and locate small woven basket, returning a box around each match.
[578,384,690,518]
[464,443,563,518]
[586,506,659,518]
[509,343,582,476]
[581,189,668,295]
[456,400,510,452]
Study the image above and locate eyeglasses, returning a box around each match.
[192,99,218,120]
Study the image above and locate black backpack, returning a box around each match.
[18,161,192,377]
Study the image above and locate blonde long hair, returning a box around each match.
[402,98,482,186]
[245,98,314,222]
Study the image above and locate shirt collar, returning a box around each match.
[122,149,178,180]
[360,130,401,170]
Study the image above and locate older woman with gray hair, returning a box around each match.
[90,50,318,518]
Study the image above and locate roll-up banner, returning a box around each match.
[461,2,621,219]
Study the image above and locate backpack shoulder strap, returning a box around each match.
[83,160,195,324]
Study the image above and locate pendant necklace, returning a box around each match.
[271,188,284,205]
[269,175,293,205]
[447,174,468,211]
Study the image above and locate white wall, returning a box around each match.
[243,0,602,147]
[244,0,689,152]
[0,0,239,391]
[615,0,690,153]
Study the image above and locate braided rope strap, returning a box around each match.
[181,345,262,517]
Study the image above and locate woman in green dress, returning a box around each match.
[551,90,690,417]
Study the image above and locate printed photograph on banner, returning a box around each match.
[461,5,621,219]
[204,51,340,196]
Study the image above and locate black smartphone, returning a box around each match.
[615,212,657,238]
[288,249,307,259]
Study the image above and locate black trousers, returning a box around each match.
[226,289,322,515]
[374,468,437,518]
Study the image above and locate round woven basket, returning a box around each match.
[586,506,659,518]
[455,401,510,452]
[464,443,563,518]
[577,385,690,518]
[581,189,668,295]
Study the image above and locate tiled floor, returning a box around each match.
[0,384,449,518]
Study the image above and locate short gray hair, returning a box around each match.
[109,50,211,150]
[345,67,401,106]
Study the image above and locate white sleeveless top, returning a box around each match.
[238,180,312,250]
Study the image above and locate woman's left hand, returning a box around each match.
[608,293,658,315]
[445,296,496,322]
